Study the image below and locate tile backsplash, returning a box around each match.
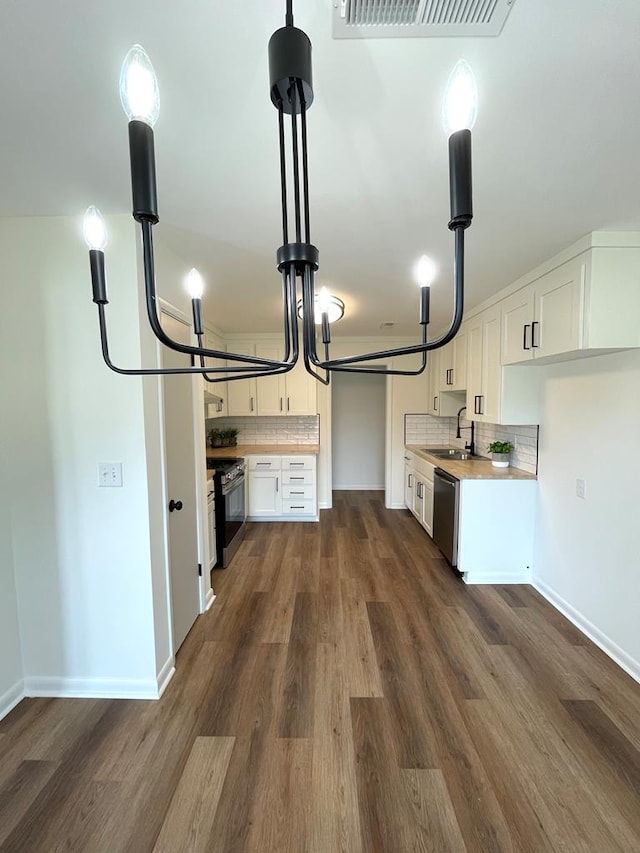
[206,415,320,445]
[405,413,539,474]
[404,414,451,446]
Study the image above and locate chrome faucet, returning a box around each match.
[456,406,475,456]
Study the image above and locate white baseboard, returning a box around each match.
[156,657,175,697]
[205,589,216,611]
[389,502,406,509]
[332,485,385,491]
[533,577,640,684]
[0,679,25,722]
[23,675,163,700]
[464,570,532,585]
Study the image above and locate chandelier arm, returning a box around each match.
[290,82,302,243]
[97,304,232,378]
[301,265,329,385]
[298,81,310,243]
[316,312,428,376]
[309,227,465,369]
[139,220,294,370]
[277,99,289,245]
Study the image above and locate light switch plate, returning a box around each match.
[99,463,123,487]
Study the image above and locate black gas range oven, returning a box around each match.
[207,457,246,568]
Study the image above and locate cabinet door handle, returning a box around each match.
[474,395,479,414]
[433,396,438,412]
[408,473,413,487]
[250,396,254,412]
[280,397,283,411]
[532,321,540,348]
[276,477,279,492]
[287,396,290,411]
[523,323,531,350]
[479,395,485,415]
[450,368,454,385]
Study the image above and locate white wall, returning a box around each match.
[332,371,386,489]
[0,215,169,699]
[0,447,23,716]
[533,349,640,680]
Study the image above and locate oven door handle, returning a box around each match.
[221,474,245,497]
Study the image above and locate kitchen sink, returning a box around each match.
[423,448,477,461]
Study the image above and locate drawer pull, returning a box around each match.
[289,462,305,467]
[256,462,271,467]
[290,491,305,495]
[290,476,305,480]
[290,506,305,510]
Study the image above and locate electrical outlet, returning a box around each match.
[99,463,123,487]
[575,478,586,499]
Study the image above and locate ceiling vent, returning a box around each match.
[333,0,516,39]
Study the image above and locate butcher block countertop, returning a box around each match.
[207,444,320,459]
[405,445,536,481]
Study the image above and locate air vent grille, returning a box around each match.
[334,0,515,38]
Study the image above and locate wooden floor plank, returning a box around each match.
[152,737,235,853]
[1,491,639,853]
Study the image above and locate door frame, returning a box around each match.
[157,298,212,649]
[323,359,393,508]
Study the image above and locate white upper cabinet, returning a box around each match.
[283,357,317,415]
[203,329,227,418]
[255,344,285,416]
[502,241,640,366]
[438,325,468,392]
[466,305,501,424]
[225,339,318,417]
[427,345,465,417]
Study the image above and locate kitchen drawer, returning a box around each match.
[281,455,315,471]
[281,499,316,516]
[282,470,315,486]
[283,484,315,500]
[248,455,282,471]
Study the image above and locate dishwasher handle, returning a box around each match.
[434,468,459,486]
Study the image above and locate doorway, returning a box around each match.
[331,371,386,490]
[160,310,201,652]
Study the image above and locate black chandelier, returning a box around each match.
[85,0,476,384]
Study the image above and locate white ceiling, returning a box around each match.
[2,0,640,336]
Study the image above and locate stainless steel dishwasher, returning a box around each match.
[432,468,461,573]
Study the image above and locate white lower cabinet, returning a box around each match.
[247,454,318,521]
[404,451,434,537]
[207,491,216,570]
[458,479,536,583]
[248,470,282,517]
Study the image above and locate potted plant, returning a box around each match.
[487,440,514,468]
[208,428,222,448]
[219,428,239,447]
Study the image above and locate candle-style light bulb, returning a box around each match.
[415,255,437,288]
[442,60,478,136]
[119,45,160,127]
[316,286,331,316]
[83,205,108,251]
[185,268,205,300]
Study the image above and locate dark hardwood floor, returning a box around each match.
[1,491,639,851]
